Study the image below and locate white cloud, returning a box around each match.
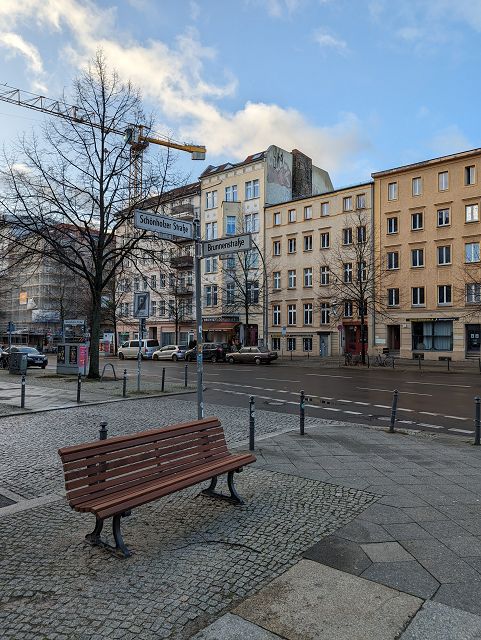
[429,125,471,156]
[189,1,200,21]
[263,0,302,18]
[313,28,348,53]
[0,31,47,91]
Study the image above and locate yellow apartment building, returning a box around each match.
[373,148,481,361]
[265,182,373,357]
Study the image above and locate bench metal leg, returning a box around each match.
[200,470,245,505]
[227,470,245,505]
[112,512,132,558]
[85,516,104,545]
[201,475,218,497]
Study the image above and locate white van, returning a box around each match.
[118,339,160,360]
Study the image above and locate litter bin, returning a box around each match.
[9,352,27,375]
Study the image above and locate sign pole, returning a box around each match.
[194,218,204,419]
[137,318,142,392]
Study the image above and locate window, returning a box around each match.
[304,205,312,220]
[357,226,367,243]
[304,303,313,325]
[150,299,156,317]
[387,217,398,234]
[344,301,353,317]
[247,281,259,304]
[142,276,148,291]
[411,248,424,268]
[438,285,452,305]
[245,179,259,200]
[273,305,281,326]
[412,177,422,196]
[169,272,175,288]
[388,288,399,307]
[388,182,398,200]
[225,185,238,201]
[226,215,236,235]
[466,165,476,186]
[466,283,481,303]
[412,287,425,306]
[245,213,258,232]
[150,274,157,289]
[134,276,140,291]
[356,193,366,209]
[287,337,296,351]
[466,204,479,222]
[205,257,218,273]
[159,300,166,316]
[225,254,236,270]
[273,212,281,226]
[304,267,313,287]
[205,222,218,240]
[321,202,329,216]
[303,337,313,352]
[342,228,353,245]
[343,263,353,283]
[320,303,330,324]
[343,196,352,211]
[411,212,423,230]
[320,266,329,285]
[438,208,450,227]
[273,241,281,256]
[247,249,259,268]
[272,337,281,351]
[287,304,297,325]
[387,251,399,270]
[205,285,218,306]
[159,273,166,288]
[358,261,367,282]
[288,269,297,288]
[466,242,480,263]
[437,245,451,265]
[288,209,296,223]
[273,271,281,289]
[226,282,235,305]
[412,320,453,351]
[287,238,296,254]
[438,171,449,191]
[320,232,330,249]
[303,235,313,251]
[205,190,217,209]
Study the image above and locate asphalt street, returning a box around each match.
[114,357,481,439]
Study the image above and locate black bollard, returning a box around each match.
[475,397,480,446]
[77,372,81,403]
[249,396,255,451]
[99,421,108,440]
[161,367,166,392]
[300,389,305,436]
[123,368,127,398]
[21,374,26,409]
[389,389,399,433]
[184,364,188,388]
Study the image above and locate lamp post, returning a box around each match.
[251,238,268,348]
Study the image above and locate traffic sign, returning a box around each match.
[202,233,252,258]
[134,209,193,240]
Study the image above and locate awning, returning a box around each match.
[203,321,240,331]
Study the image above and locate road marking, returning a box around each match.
[322,407,341,412]
[448,428,474,435]
[374,404,391,409]
[343,410,363,415]
[257,378,300,382]
[354,401,370,406]
[418,423,443,429]
[338,399,353,403]
[420,411,438,416]
[444,415,468,421]
[358,387,432,396]
[307,374,353,379]
[406,382,471,388]
[397,408,414,412]
[398,420,415,424]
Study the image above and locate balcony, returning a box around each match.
[170,254,194,269]
[222,201,241,216]
[171,203,195,219]
[169,283,194,296]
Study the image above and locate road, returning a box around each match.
[113,356,481,438]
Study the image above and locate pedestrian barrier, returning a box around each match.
[100,362,117,381]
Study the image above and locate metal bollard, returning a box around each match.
[20,374,26,409]
[249,396,255,451]
[300,389,305,436]
[77,372,81,403]
[122,369,127,398]
[184,364,188,388]
[475,397,481,446]
[99,421,108,440]
[418,356,422,371]
[161,367,166,392]
[389,389,399,433]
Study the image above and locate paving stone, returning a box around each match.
[400,601,481,640]
[434,582,481,616]
[333,518,394,543]
[439,536,481,557]
[399,538,456,561]
[383,523,434,540]
[419,557,481,584]
[401,506,446,522]
[361,542,414,563]
[302,535,372,576]
[358,503,413,525]
[191,613,283,639]
[420,520,472,539]
[360,560,439,599]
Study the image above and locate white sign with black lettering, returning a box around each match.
[202,233,252,258]
[134,210,193,240]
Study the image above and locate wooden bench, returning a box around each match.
[58,417,256,557]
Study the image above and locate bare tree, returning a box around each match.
[0,51,182,377]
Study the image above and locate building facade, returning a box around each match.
[265,182,374,357]
[373,148,481,361]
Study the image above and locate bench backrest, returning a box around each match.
[58,417,227,508]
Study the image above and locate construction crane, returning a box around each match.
[0,83,206,198]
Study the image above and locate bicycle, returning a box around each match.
[374,352,395,368]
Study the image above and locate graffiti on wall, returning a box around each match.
[266,145,292,205]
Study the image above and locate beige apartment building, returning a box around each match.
[266,182,373,357]
[373,148,481,361]
[200,145,332,346]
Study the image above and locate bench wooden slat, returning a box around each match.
[58,418,220,463]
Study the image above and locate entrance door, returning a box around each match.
[319,334,329,357]
[466,325,481,353]
[387,325,400,351]
[345,325,360,354]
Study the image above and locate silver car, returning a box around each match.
[152,345,187,361]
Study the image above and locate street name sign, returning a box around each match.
[202,233,252,258]
[134,209,193,240]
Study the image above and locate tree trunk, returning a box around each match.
[88,293,102,379]
[360,313,366,365]
[113,314,118,356]
[244,304,250,346]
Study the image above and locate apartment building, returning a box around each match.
[116,182,200,347]
[200,145,332,345]
[266,182,373,356]
[373,148,481,361]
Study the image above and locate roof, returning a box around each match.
[200,151,266,178]
[138,181,200,209]
[264,180,373,209]
[372,147,481,178]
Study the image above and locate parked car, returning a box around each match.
[2,346,48,369]
[152,345,187,361]
[118,339,160,360]
[227,346,278,365]
[185,343,229,363]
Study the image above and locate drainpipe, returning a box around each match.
[370,181,376,350]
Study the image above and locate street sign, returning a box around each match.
[202,233,252,258]
[133,292,150,318]
[134,209,193,240]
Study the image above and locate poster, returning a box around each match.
[57,345,65,364]
[79,345,87,367]
[69,345,78,365]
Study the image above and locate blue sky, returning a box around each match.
[0,0,480,188]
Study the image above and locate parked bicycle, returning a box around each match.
[374,352,395,368]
